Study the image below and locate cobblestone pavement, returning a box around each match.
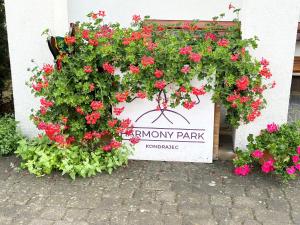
[0,156,300,225]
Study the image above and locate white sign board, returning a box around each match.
[116,84,215,163]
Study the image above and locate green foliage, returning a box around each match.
[0,115,22,155]
[15,136,132,179]
[233,121,300,182]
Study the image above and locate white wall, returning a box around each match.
[4,0,69,137]
[68,0,242,25]
[234,0,300,148]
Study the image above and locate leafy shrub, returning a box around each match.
[22,6,274,178]
[0,115,22,155]
[233,121,300,181]
[15,136,132,179]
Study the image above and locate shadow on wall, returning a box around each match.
[0,0,13,114]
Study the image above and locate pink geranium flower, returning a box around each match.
[266,123,279,133]
[234,164,251,176]
[261,160,274,173]
[286,166,296,175]
[295,164,300,171]
[251,149,264,159]
[297,146,300,155]
[292,155,299,164]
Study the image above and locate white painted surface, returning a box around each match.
[68,0,242,25]
[234,0,300,149]
[4,0,69,137]
[116,82,215,162]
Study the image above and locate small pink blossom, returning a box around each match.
[234,164,251,176]
[297,146,300,155]
[251,150,264,159]
[295,164,300,171]
[266,123,279,133]
[286,166,296,175]
[292,155,299,164]
[261,160,274,173]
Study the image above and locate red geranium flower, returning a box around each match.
[85,112,101,125]
[154,80,166,90]
[42,64,54,75]
[183,101,196,109]
[88,39,98,46]
[98,10,106,17]
[230,54,239,62]
[65,36,76,45]
[236,76,250,91]
[192,86,206,96]
[76,106,84,115]
[204,32,217,41]
[84,66,93,73]
[103,62,115,74]
[259,67,272,79]
[130,137,140,144]
[260,58,269,66]
[137,91,147,99]
[82,30,89,39]
[189,53,202,63]
[115,92,129,102]
[108,119,118,128]
[141,56,155,67]
[132,15,141,23]
[179,46,192,55]
[154,69,164,78]
[113,106,125,115]
[89,83,95,92]
[217,38,229,47]
[90,101,104,110]
[129,65,140,74]
[181,65,190,74]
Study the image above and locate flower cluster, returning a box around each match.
[233,122,300,182]
[29,7,274,160]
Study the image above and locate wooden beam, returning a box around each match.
[294,56,300,74]
[145,19,237,31]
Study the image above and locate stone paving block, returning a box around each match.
[267,199,290,212]
[182,215,217,225]
[156,190,176,203]
[45,195,69,206]
[133,189,156,201]
[138,200,162,213]
[40,206,66,221]
[28,219,54,225]
[0,216,13,225]
[102,187,135,199]
[243,219,262,225]
[212,206,231,221]
[177,192,210,205]
[6,192,33,205]
[254,209,292,225]
[87,209,111,224]
[234,196,267,209]
[110,210,129,225]
[230,207,254,221]
[246,185,269,199]
[163,214,182,225]
[161,202,178,215]
[67,194,102,208]
[210,194,232,207]
[63,208,89,222]
[128,212,164,225]
[178,205,213,218]
[142,179,172,191]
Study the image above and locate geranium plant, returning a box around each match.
[233,121,300,182]
[19,5,275,178]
